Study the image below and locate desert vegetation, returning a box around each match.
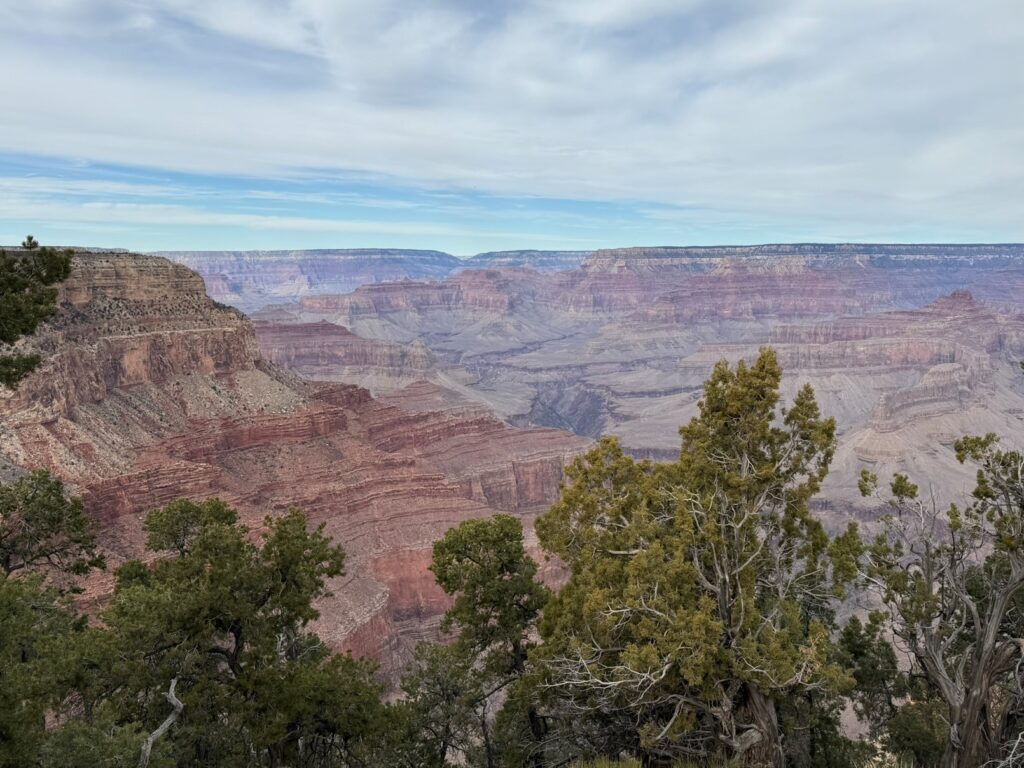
[0,238,72,388]
[2,347,1022,767]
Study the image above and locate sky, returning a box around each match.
[0,0,1022,254]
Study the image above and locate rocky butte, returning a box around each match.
[248,243,1024,527]
[0,250,588,678]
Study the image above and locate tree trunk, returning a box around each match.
[138,678,183,768]
[526,705,547,768]
[940,691,991,768]
[743,686,784,768]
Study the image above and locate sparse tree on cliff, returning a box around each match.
[403,514,549,768]
[535,349,860,767]
[56,499,384,767]
[859,433,1024,768]
[0,240,72,387]
[0,470,104,580]
[22,235,38,250]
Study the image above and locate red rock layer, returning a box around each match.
[0,251,588,680]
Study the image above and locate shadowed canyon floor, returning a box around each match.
[0,251,587,677]
[242,244,1024,523]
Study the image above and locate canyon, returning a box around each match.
[162,248,590,313]
[0,250,587,677]
[7,242,1024,681]
[242,244,1024,524]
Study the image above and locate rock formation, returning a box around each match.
[159,249,591,313]
[0,251,588,678]
[254,246,1024,524]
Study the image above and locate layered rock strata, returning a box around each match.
[255,247,1024,522]
[159,249,591,312]
[0,251,588,678]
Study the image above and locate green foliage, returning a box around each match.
[431,513,549,675]
[835,614,901,737]
[886,699,947,768]
[0,497,384,767]
[142,496,238,555]
[0,470,104,579]
[388,643,482,767]
[0,243,72,388]
[399,514,551,767]
[38,710,167,768]
[535,349,857,766]
[94,500,382,766]
[0,470,105,766]
[0,574,80,767]
[860,431,1024,767]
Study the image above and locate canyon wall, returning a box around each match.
[0,251,588,678]
[252,245,1024,524]
[160,248,591,312]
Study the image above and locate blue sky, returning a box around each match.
[1,1,1021,254]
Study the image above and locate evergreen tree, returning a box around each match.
[56,499,385,767]
[535,349,860,767]
[0,575,80,767]
[0,470,104,580]
[0,472,103,767]
[399,514,549,768]
[0,240,72,388]
[860,433,1024,768]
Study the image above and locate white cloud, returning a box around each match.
[0,0,1022,241]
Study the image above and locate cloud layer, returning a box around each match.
[1,0,1022,250]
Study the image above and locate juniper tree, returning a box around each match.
[413,514,550,768]
[0,471,103,766]
[0,470,104,580]
[79,499,384,767]
[536,349,859,767]
[0,240,72,387]
[859,433,1024,768]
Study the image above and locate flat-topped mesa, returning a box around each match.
[159,249,590,313]
[464,250,592,271]
[582,243,1024,271]
[291,267,548,320]
[159,249,463,313]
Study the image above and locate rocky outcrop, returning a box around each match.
[253,320,439,394]
[0,251,588,680]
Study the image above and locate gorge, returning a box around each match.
[6,242,1024,679]
[0,249,587,678]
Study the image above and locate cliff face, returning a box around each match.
[0,251,588,678]
[159,249,462,313]
[257,247,1024,523]
[464,250,590,271]
[160,249,593,313]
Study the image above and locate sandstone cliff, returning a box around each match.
[0,251,588,678]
